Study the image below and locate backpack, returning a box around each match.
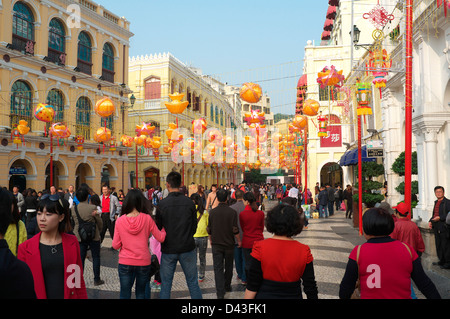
[152,191,160,206]
[74,205,96,243]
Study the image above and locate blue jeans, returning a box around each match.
[234,245,246,282]
[319,205,328,218]
[328,201,335,216]
[160,249,203,299]
[118,264,151,299]
[194,237,208,280]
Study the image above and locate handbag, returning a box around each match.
[149,254,160,278]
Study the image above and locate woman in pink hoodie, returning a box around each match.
[112,189,166,299]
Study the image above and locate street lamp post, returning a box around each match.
[122,94,135,189]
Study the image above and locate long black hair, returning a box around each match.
[244,192,258,212]
[0,189,13,235]
[190,193,205,221]
[121,189,152,216]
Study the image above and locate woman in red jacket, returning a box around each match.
[239,192,265,281]
[339,208,440,299]
[244,204,318,299]
[18,194,87,299]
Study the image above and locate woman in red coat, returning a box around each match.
[239,192,265,280]
[18,194,87,299]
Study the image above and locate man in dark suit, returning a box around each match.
[208,189,241,299]
[429,186,450,269]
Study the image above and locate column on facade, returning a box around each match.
[414,126,440,223]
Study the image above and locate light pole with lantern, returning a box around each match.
[121,93,135,190]
[355,80,372,235]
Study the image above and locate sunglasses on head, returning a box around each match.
[40,194,64,207]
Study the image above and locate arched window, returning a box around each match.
[102,43,115,83]
[46,89,65,122]
[210,104,214,122]
[48,18,66,64]
[76,97,91,140]
[220,110,224,126]
[12,2,35,54]
[215,106,219,124]
[10,80,33,126]
[77,32,92,75]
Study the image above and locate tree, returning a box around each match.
[353,162,385,207]
[391,151,419,208]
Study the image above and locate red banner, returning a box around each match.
[320,114,342,148]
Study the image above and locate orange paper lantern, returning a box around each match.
[120,135,134,148]
[95,97,115,118]
[292,115,308,130]
[50,123,71,139]
[240,82,263,104]
[303,99,320,117]
[94,127,112,143]
[34,104,55,123]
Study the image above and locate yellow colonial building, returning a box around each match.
[0,0,134,193]
[128,52,244,189]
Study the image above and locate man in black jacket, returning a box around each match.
[208,189,241,299]
[156,172,202,299]
[429,186,450,269]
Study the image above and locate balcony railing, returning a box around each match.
[77,59,92,75]
[101,69,115,83]
[48,48,66,65]
[11,35,35,55]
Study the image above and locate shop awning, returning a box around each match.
[339,146,377,166]
[327,6,337,19]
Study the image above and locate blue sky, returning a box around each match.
[96,0,330,114]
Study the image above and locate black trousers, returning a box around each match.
[211,245,235,298]
[433,221,450,265]
[100,213,114,243]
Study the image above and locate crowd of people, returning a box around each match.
[0,175,447,300]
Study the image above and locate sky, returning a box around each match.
[95,0,330,115]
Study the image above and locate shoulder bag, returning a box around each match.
[74,205,97,243]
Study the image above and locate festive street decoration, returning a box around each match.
[135,122,155,137]
[94,127,112,144]
[303,99,320,117]
[17,120,30,136]
[75,136,85,152]
[50,123,71,139]
[367,42,391,92]
[363,1,394,30]
[356,81,373,116]
[337,86,351,117]
[244,110,265,126]
[365,30,392,98]
[317,112,329,137]
[292,114,308,130]
[11,120,30,147]
[192,118,207,134]
[317,65,345,89]
[164,92,189,114]
[109,137,117,152]
[120,135,134,148]
[166,123,178,140]
[34,103,55,123]
[94,97,115,118]
[239,82,263,104]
